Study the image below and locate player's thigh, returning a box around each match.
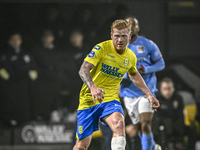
[123,97,140,125]
[138,96,154,122]
[140,112,153,123]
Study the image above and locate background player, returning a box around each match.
[73,19,160,150]
[120,17,165,150]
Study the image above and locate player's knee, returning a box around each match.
[77,145,87,150]
[76,141,89,150]
[141,121,151,133]
[125,125,137,138]
[116,119,124,129]
[113,119,125,135]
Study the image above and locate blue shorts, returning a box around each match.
[76,100,124,139]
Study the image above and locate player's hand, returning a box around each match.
[147,95,160,111]
[90,84,105,103]
[138,64,145,74]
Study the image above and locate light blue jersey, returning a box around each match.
[120,36,164,97]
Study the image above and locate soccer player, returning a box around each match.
[120,17,165,150]
[73,19,160,150]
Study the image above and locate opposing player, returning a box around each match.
[120,17,165,150]
[73,19,160,150]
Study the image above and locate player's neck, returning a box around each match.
[129,34,138,43]
[115,48,125,54]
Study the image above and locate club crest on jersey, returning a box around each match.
[88,51,95,57]
[123,59,129,67]
[137,46,144,53]
[79,126,83,134]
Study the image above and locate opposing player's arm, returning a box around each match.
[128,70,160,110]
[141,57,165,74]
[79,61,95,88]
[142,41,165,74]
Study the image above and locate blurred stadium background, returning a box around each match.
[0,0,199,150]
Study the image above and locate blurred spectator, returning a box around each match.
[0,33,38,81]
[31,29,65,80]
[30,29,66,121]
[37,5,67,46]
[0,32,38,126]
[153,77,185,150]
[68,29,89,66]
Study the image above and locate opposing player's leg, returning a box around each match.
[123,96,142,149]
[138,96,159,150]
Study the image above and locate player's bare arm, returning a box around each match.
[128,71,160,110]
[79,61,95,88]
[79,61,105,103]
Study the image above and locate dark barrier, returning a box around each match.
[0,126,12,145]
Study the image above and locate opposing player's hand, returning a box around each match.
[138,64,145,74]
[147,95,160,111]
[90,85,106,103]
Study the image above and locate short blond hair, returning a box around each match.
[111,19,131,33]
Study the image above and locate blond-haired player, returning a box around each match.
[73,19,160,150]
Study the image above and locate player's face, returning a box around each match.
[42,34,54,44]
[160,82,175,99]
[111,28,130,54]
[70,31,84,48]
[8,34,22,50]
[126,18,139,36]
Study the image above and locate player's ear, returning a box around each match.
[136,26,140,33]
[129,33,132,40]
[110,32,113,39]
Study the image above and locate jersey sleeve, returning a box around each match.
[84,44,104,66]
[144,40,165,74]
[128,52,137,74]
[149,40,162,61]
